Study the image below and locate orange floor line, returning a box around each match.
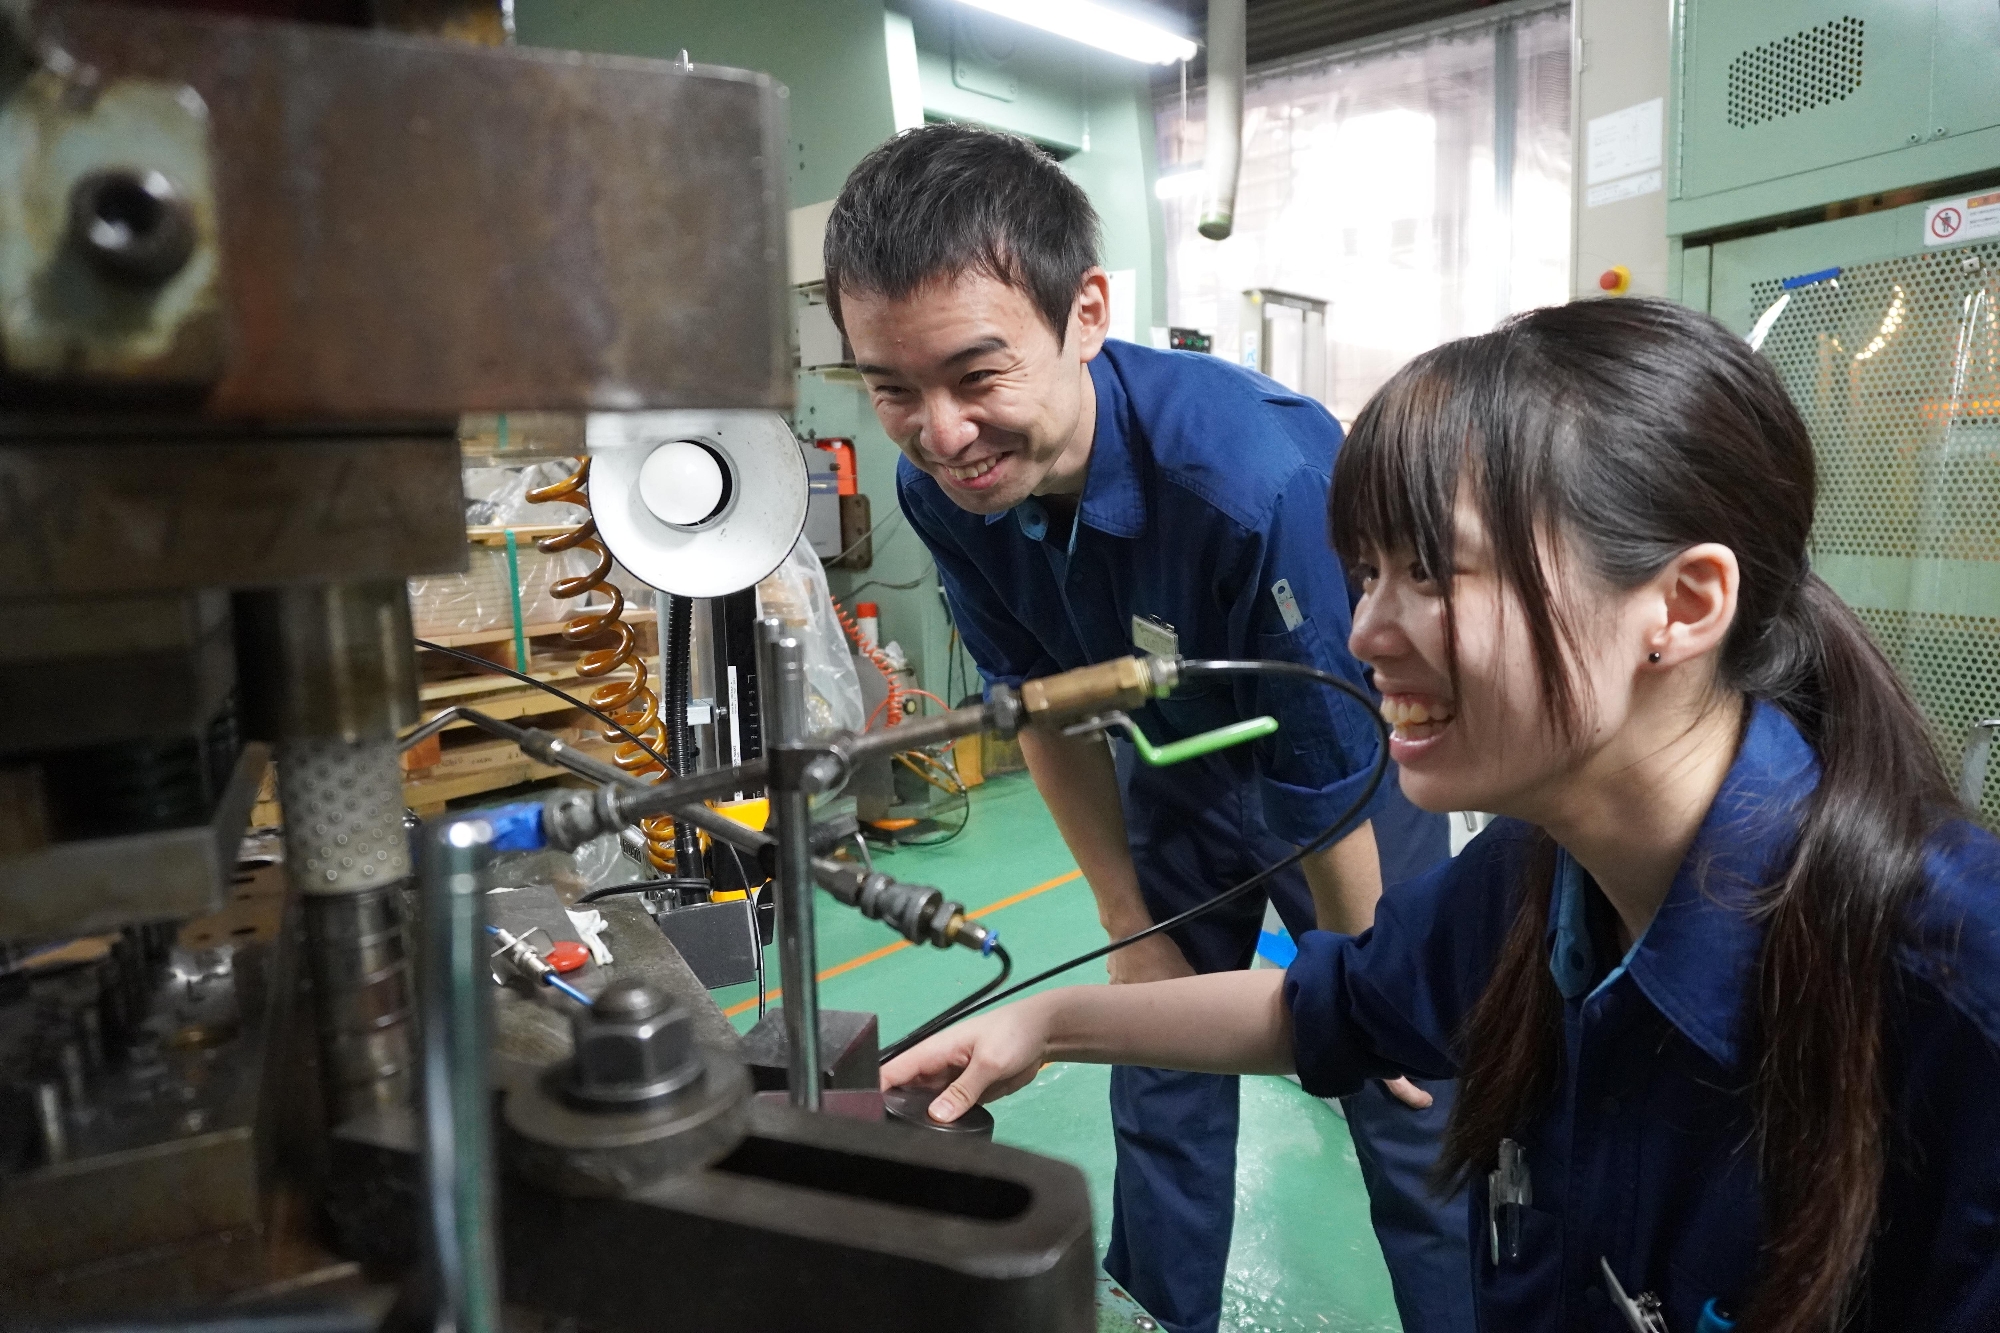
[720,868,1084,1018]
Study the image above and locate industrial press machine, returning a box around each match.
[0,3,1134,1328]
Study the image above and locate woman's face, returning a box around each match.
[1348,497,1654,820]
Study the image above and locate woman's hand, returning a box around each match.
[879,996,1056,1123]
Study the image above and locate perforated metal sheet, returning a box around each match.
[1751,243,2000,827]
[1726,15,1865,130]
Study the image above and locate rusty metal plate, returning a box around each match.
[0,434,464,596]
[0,72,225,385]
[14,2,792,417]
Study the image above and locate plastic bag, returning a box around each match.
[463,459,589,528]
[756,537,865,738]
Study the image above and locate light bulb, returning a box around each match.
[638,440,727,527]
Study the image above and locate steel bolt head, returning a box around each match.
[569,982,698,1103]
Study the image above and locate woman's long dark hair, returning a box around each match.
[1330,298,1954,1333]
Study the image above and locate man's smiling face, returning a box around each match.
[842,268,1107,515]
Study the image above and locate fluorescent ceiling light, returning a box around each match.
[1154,167,1205,200]
[956,0,1198,65]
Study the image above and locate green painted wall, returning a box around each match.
[516,1,1169,736]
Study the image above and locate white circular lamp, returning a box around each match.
[587,411,808,598]
[638,440,730,528]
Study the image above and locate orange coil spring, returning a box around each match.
[835,597,904,729]
[525,458,680,873]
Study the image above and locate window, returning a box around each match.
[1156,6,1572,421]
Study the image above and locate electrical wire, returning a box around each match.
[413,638,677,775]
[828,506,905,569]
[879,942,1012,1059]
[878,659,1390,1064]
[837,573,930,600]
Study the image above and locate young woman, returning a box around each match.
[881,298,2000,1332]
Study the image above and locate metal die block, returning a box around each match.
[8,2,792,415]
[0,590,235,754]
[0,436,465,599]
[652,897,760,991]
[0,864,294,1292]
[741,1007,879,1093]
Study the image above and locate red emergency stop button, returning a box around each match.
[1598,265,1631,296]
[544,940,590,974]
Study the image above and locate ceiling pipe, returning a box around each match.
[1198,0,1245,240]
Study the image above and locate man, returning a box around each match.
[824,123,1471,1333]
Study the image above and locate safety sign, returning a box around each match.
[1924,190,2000,247]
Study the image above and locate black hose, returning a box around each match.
[878,658,1390,1064]
[879,943,1012,1062]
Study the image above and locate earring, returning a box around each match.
[1648,651,1662,663]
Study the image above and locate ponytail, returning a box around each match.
[1338,298,1955,1333]
[1738,577,1950,1330]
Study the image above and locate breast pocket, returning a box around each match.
[1252,618,1367,771]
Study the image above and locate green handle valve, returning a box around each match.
[1065,710,1278,766]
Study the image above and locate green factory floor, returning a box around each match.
[710,773,1403,1333]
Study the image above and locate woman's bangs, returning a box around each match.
[1330,353,1468,579]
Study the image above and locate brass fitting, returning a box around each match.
[1019,656,1179,728]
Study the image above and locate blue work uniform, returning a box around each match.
[1287,700,2000,1330]
[899,339,1469,1333]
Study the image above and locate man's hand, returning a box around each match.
[1381,1076,1434,1109]
[1106,931,1196,985]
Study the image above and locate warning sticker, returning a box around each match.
[1924,190,2000,247]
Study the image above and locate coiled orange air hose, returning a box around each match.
[526,458,680,874]
[834,596,903,729]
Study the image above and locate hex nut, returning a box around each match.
[566,981,703,1107]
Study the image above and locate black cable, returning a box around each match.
[878,659,1389,1064]
[413,638,677,775]
[900,781,972,847]
[880,942,1011,1059]
[837,572,930,601]
[577,876,709,905]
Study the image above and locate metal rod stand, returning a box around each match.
[757,617,821,1111]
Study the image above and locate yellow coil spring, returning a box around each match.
[525,458,679,874]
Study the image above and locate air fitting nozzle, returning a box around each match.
[1020,655,1179,729]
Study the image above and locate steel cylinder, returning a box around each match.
[240,579,422,1125]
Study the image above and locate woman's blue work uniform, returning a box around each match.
[900,339,1469,1333]
[1287,700,2000,1330]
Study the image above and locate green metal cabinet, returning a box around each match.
[1675,2,1929,200]
[1933,0,2000,146]
[1704,202,2000,827]
[1669,0,2000,237]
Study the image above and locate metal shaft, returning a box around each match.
[414,815,505,1333]
[758,617,821,1111]
[239,579,421,1125]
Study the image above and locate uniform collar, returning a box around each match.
[992,350,1148,540]
[1547,700,1820,1070]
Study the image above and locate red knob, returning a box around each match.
[544,940,591,974]
[1598,265,1631,295]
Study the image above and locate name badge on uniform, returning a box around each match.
[1132,614,1178,659]
[1272,579,1305,631]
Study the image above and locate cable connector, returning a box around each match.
[1019,655,1180,729]
[812,860,991,951]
